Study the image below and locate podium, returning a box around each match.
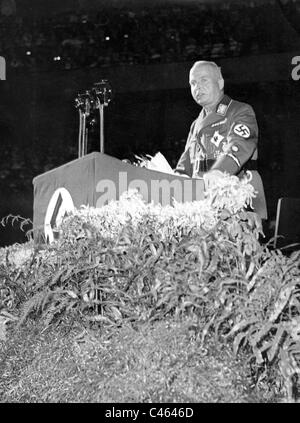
[33,152,205,242]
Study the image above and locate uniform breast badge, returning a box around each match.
[210,130,224,148]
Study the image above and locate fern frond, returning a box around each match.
[17,291,47,327]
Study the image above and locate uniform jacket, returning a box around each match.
[175,94,267,219]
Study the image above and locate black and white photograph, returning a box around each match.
[0,0,300,406]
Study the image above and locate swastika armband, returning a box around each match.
[233,123,250,138]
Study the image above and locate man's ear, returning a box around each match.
[218,78,224,90]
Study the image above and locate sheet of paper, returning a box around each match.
[144,152,175,174]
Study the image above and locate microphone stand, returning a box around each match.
[76,92,91,158]
[98,99,105,153]
[83,97,90,156]
[78,109,83,158]
[93,80,113,154]
[75,80,112,158]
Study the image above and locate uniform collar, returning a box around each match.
[214,94,232,115]
[195,94,232,132]
[203,94,231,115]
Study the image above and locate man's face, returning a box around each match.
[189,64,223,109]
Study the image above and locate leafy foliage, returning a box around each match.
[1,172,300,401]
[0,215,33,240]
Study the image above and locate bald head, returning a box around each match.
[190,61,223,83]
[189,61,224,110]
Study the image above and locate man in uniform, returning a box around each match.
[175,60,267,220]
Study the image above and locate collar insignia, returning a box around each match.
[216,103,228,115]
[216,95,231,116]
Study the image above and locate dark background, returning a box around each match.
[0,0,300,246]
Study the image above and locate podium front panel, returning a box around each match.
[33,152,205,241]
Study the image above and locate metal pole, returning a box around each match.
[99,102,104,153]
[84,98,90,156]
[82,112,86,157]
[84,127,88,155]
[78,109,83,158]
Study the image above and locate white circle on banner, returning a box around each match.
[233,123,250,138]
[44,188,74,243]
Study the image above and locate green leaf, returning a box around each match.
[87,315,115,324]
[225,317,259,339]
[233,332,248,356]
[200,316,216,346]
[0,316,7,342]
[253,345,264,364]
[250,323,273,346]
[267,326,286,362]
[269,286,295,323]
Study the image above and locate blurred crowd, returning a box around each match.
[0,0,299,72]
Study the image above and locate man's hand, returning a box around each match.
[203,169,225,190]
